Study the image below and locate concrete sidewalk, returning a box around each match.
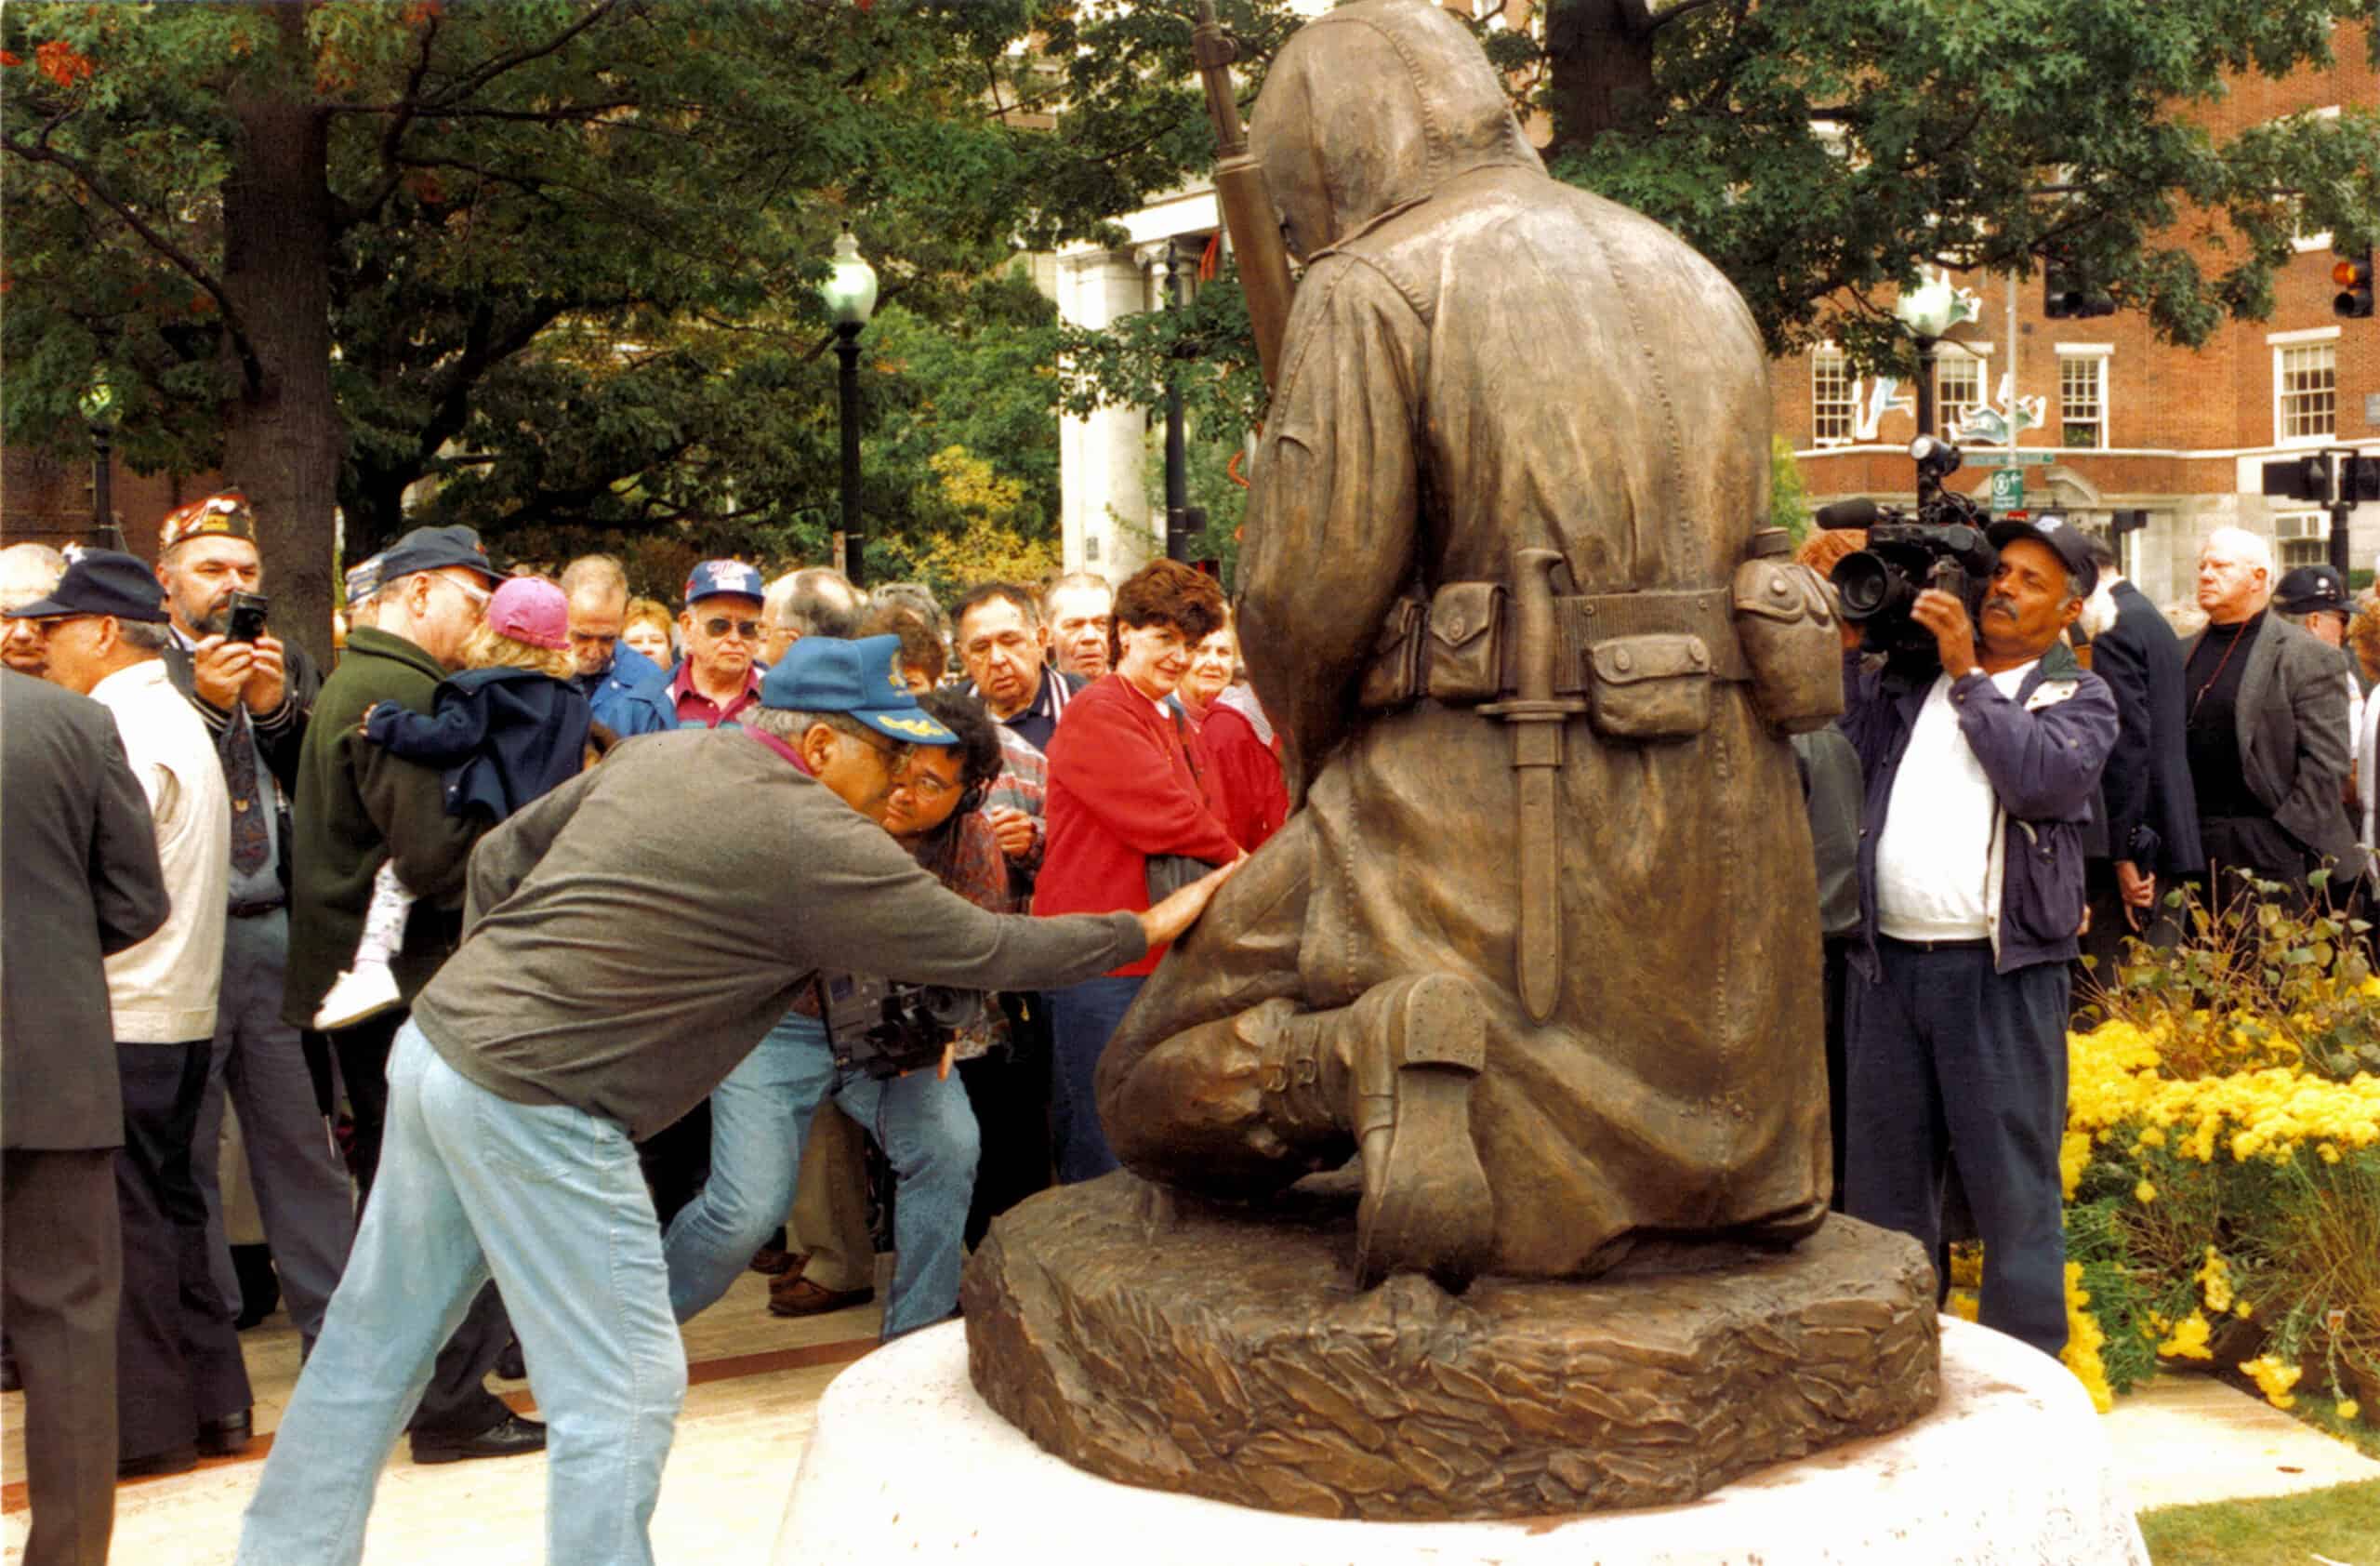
[2102,1371,2380,1511]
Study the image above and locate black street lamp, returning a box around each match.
[822,226,879,588]
[79,372,123,551]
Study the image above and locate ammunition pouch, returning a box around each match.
[1730,556,1846,736]
[1362,578,1747,745]
[1587,634,1712,740]
[1358,596,1428,710]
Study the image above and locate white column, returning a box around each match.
[1056,246,1157,580]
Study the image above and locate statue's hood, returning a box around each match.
[1250,0,1544,259]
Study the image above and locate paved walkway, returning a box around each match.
[5,1295,2373,1563]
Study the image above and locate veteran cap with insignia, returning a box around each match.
[760,632,959,746]
[157,491,257,553]
[344,551,387,605]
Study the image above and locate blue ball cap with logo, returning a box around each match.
[685,559,766,605]
[760,633,959,747]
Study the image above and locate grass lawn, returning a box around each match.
[2138,1478,2380,1565]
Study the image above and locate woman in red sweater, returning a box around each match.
[1178,617,1290,854]
[1035,560,1237,1182]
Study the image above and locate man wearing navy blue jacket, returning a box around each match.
[1837,515,2117,1360]
[560,554,671,739]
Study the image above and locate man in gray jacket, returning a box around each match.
[2184,527,2363,908]
[236,634,1232,1566]
[1,669,167,1566]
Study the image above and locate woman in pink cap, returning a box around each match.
[315,577,593,1027]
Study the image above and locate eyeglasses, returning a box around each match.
[436,574,493,608]
[700,617,762,642]
[891,766,959,804]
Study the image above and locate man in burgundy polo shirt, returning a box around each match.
[665,560,768,730]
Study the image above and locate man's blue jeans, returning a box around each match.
[1048,973,1144,1184]
[235,1022,686,1566]
[661,1010,979,1339]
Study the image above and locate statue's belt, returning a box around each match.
[1360,581,1752,713]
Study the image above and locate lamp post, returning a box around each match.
[1162,242,1192,562]
[1893,273,1975,507]
[822,226,879,587]
[78,372,123,551]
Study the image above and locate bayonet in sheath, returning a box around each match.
[1481,548,1585,1024]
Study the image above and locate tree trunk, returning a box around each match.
[1543,0,1659,166]
[218,1,344,669]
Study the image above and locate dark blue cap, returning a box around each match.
[760,633,959,746]
[685,559,766,605]
[378,524,498,586]
[3,548,168,623]
[2274,564,2348,617]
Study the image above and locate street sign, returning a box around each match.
[1988,452,2059,467]
[1989,469,2025,512]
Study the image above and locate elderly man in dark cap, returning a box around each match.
[284,523,544,1465]
[6,550,249,1476]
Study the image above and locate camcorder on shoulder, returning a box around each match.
[1816,435,1995,668]
[816,971,985,1081]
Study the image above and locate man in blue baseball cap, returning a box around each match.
[235,633,1235,1566]
[658,558,770,730]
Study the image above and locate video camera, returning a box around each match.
[1816,435,1996,663]
[816,971,985,1081]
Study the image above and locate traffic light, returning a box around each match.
[2336,249,2375,320]
[2262,453,2338,504]
[2043,251,2115,319]
[2109,509,2149,536]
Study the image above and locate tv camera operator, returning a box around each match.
[1825,460,2116,1360]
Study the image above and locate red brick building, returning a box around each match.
[2,445,229,561]
[1776,31,2377,610]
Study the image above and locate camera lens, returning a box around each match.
[1831,552,1896,621]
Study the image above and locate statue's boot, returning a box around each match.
[1259,974,1493,1292]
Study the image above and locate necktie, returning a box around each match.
[222,709,271,875]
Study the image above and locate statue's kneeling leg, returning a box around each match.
[1112,974,1494,1293]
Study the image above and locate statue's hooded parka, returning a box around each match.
[1096,0,1830,1278]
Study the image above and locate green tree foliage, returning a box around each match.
[1,0,1185,657]
[1062,0,2379,426]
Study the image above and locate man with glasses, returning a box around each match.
[658,559,769,730]
[659,649,1004,1339]
[4,549,246,1480]
[283,524,546,1466]
[0,543,68,676]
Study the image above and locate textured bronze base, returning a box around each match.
[962,1174,1941,1521]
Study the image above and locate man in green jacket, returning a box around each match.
[283,523,542,1465]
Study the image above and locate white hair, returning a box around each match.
[2200,526,2272,575]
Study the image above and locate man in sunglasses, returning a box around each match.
[282,523,546,1466]
[662,559,770,730]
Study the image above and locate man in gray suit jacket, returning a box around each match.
[1,668,169,1566]
[2183,528,2364,909]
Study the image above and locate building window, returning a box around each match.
[1935,354,1983,437]
[2059,355,2107,449]
[1812,348,1855,445]
[2275,341,2337,444]
[2273,511,2329,569]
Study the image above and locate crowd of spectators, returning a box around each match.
[0,497,1279,1566]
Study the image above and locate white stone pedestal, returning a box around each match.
[773,1317,2150,1565]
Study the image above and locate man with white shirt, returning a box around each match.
[6,548,248,1476]
[1836,517,2117,1360]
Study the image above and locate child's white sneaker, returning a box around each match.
[313,964,401,1030]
